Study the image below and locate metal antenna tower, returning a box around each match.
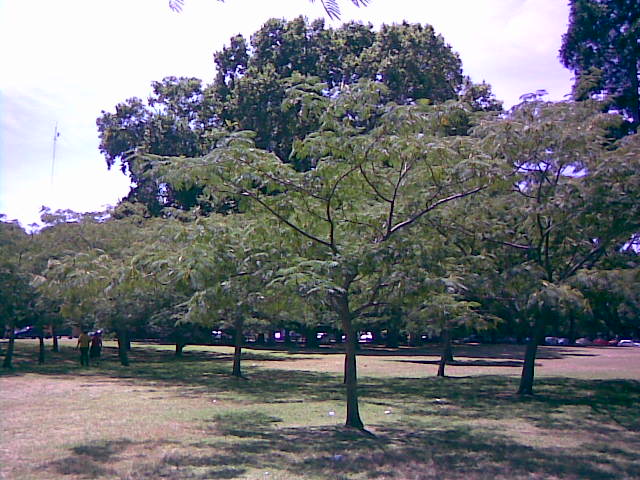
[51,123,59,185]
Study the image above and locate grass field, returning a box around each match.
[1,339,639,480]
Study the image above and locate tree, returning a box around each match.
[211,18,466,162]
[0,219,38,368]
[134,215,275,377]
[474,99,640,394]
[356,22,463,104]
[572,268,640,338]
[560,0,640,128]
[97,77,215,214]
[406,279,485,377]
[99,17,475,210]
[36,211,171,366]
[145,80,497,430]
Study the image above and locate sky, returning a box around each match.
[0,0,574,229]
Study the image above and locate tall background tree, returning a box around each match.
[98,17,498,215]
[560,0,640,129]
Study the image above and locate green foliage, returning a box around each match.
[0,219,38,334]
[474,99,640,285]
[572,268,640,336]
[143,80,499,343]
[98,16,481,213]
[96,77,214,214]
[560,0,640,127]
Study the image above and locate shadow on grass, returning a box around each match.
[49,439,133,478]
[48,439,181,479]
[118,403,640,480]
[3,342,639,408]
[394,358,525,367]
[33,363,639,479]
[278,343,598,361]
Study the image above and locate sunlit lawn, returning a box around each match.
[1,339,639,479]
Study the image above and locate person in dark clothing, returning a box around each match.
[90,331,102,360]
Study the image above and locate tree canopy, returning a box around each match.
[560,0,640,128]
[97,17,497,214]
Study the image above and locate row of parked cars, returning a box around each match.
[8,326,74,339]
[545,336,640,347]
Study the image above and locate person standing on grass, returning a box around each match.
[76,331,91,367]
[90,331,102,361]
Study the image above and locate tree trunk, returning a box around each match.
[337,295,364,430]
[518,316,545,395]
[38,335,45,365]
[385,327,400,348]
[304,326,319,349]
[117,331,130,366]
[407,331,421,347]
[2,332,15,369]
[343,324,364,429]
[628,60,639,130]
[437,328,452,377]
[231,317,244,378]
[175,342,186,357]
[568,315,576,345]
[52,330,59,352]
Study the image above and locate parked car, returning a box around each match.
[544,336,559,345]
[617,339,640,347]
[592,338,610,346]
[575,337,592,346]
[359,332,373,343]
[14,326,40,339]
[461,334,481,344]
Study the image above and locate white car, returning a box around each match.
[617,339,640,347]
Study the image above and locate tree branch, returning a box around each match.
[241,191,337,254]
[385,185,487,240]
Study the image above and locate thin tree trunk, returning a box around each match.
[175,342,186,357]
[38,335,45,364]
[2,332,15,369]
[304,326,319,349]
[629,60,639,130]
[337,295,364,430]
[231,317,244,378]
[52,328,59,352]
[117,331,130,366]
[385,327,400,348]
[437,328,452,377]
[568,315,576,345]
[518,316,545,395]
